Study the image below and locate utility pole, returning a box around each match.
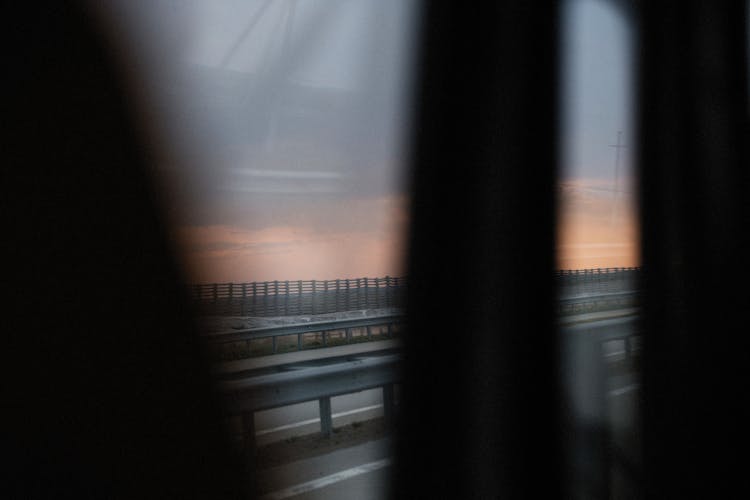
[266,0,297,153]
[609,131,626,229]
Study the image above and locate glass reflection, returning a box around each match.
[103,1,419,498]
[558,0,641,497]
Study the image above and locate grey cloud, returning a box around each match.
[112,1,418,236]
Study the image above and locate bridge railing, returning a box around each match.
[187,268,641,317]
[556,267,640,296]
[201,289,639,359]
[203,314,403,358]
[219,313,640,448]
[187,276,407,316]
[220,353,401,441]
[557,290,639,315]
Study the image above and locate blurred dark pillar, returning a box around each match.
[3,4,247,498]
[637,1,750,497]
[393,3,562,498]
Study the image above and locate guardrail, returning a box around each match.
[188,276,407,316]
[203,291,636,357]
[220,313,640,452]
[188,268,641,317]
[220,353,401,450]
[556,267,640,295]
[204,314,403,357]
[562,313,640,359]
[558,291,639,315]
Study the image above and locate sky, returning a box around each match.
[112,0,638,283]
[558,0,638,269]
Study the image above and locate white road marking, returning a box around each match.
[604,350,626,358]
[608,383,639,397]
[255,404,383,436]
[259,458,392,500]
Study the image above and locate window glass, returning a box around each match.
[559,0,637,271]
[559,1,641,497]
[104,1,419,497]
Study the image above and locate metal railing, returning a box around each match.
[188,276,407,317]
[557,267,640,296]
[188,268,642,317]
[220,352,401,445]
[219,312,640,450]
[558,291,639,315]
[562,313,640,359]
[204,314,403,357]
[203,290,639,359]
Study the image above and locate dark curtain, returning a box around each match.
[3,4,247,498]
[637,1,750,498]
[393,3,563,498]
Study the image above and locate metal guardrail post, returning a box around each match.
[625,336,633,359]
[311,279,317,315]
[240,411,258,494]
[273,280,279,316]
[297,280,302,316]
[319,396,333,437]
[241,411,256,462]
[284,281,289,316]
[383,383,395,425]
[336,279,341,312]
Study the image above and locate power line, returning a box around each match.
[608,131,626,227]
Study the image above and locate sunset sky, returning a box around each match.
[117,0,637,284]
[558,0,638,270]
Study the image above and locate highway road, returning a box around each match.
[215,309,640,498]
[256,438,393,500]
[250,383,639,499]
[216,339,400,446]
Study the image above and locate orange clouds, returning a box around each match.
[176,195,409,283]
[174,181,640,284]
[557,177,639,269]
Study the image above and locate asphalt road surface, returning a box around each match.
[254,370,639,500]
[256,438,393,500]
[217,339,400,446]
[217,309,640,498]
